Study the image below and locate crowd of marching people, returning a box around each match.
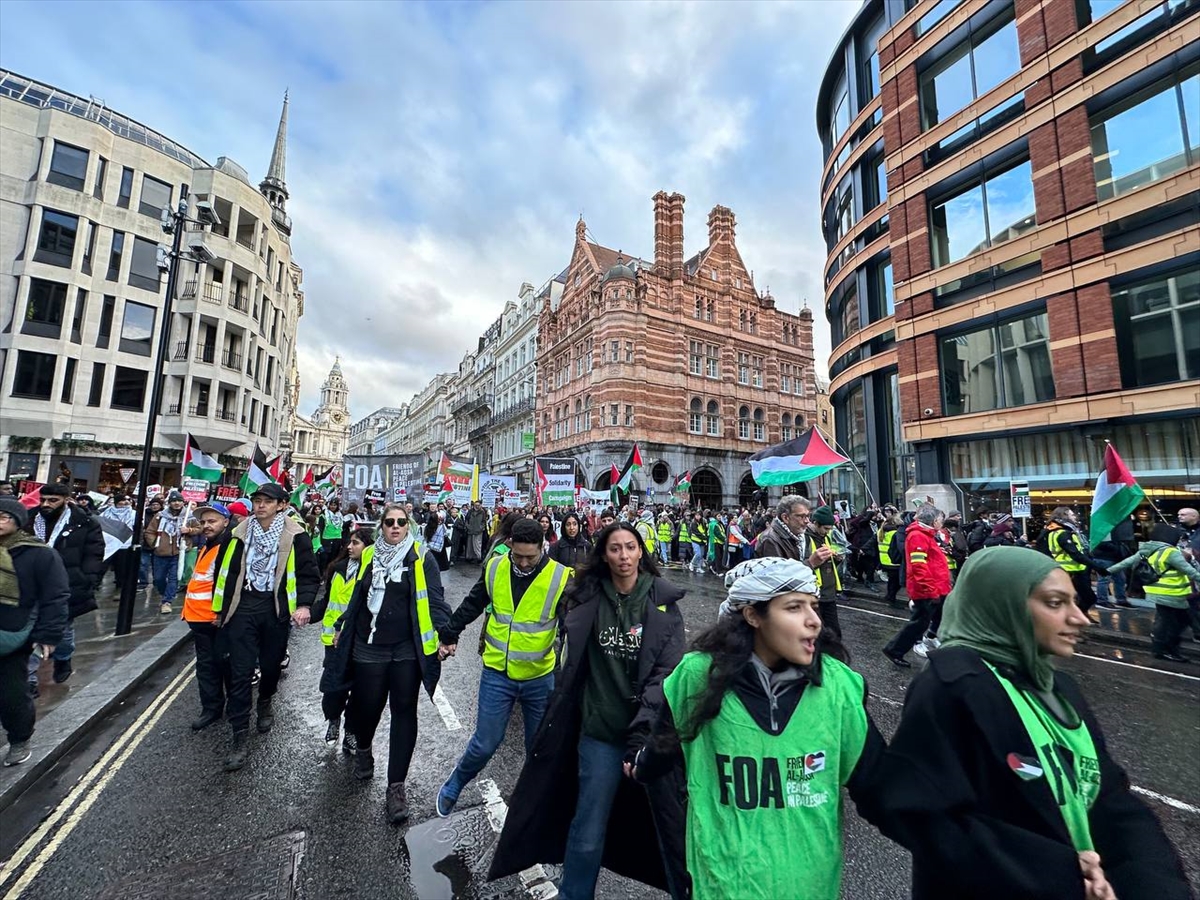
[2,471,1198,898]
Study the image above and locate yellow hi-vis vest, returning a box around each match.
[410,543,439,657]
[321,545,374,646]
[657,521,673,545]
[1143,547,1192,605]
[878,527,897,567]
[636,520,656,553]
[1049,528,1086,573]
[810,533,843,591]
[482,555,571,680]
[211,537,298,618]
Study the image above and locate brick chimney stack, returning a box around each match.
[707,204,736,248]
[668,192,685,278]
[653,191,670,273]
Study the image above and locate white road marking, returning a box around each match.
[480,778,557,898]
[431,685,463,731]
[1,660,196,898]
[1131,786,1200,815]
[839,604,1200,682]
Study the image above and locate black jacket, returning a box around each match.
[27,506,105,620]
[0,540,70,651]
[488,575,688,897]
[549,534,591,569]
[212,523,320,625]
[874,647,1190,900]
[319,547,450,700]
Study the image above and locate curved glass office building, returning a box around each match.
[818,0,1200,518]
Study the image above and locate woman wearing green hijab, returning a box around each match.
[874,546,1189,900]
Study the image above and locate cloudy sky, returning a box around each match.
[0,0,859,420]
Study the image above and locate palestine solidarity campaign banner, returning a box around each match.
[536,458,575,505]
[342,455,424,506]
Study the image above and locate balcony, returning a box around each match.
[182,280,223,304]
[172,340,190,361]
[489,396,535,427]
[468,424,490,442]
[221,349,243,370]
[214,409,237,423]
[452,391,492,416]
[194,345,216,364]
[188,404,209,417]
[166,402,181,415]
[229,292,249,313]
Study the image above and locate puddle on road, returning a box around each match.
[403,808,499,899]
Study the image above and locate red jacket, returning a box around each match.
[905,521,952,600]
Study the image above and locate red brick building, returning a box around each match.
[818,0,1199,515]
[536,192,818,509]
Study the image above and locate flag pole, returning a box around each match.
[812,423,878,508]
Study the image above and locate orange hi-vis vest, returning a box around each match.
[182,544,222,623]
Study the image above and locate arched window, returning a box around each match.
[782,412,793,441]
[584,395,593,430]
[753,407,765,441]
[739,309,747,331]
[575,398,583,433]
[749,311,758,335]
[738,405,750,440]
[689,397,703,434]
[706,399,720,436]
[694,298,703,319]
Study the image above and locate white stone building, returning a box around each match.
[347,406,406,456]
[0,70,302,491]
[378,372,455,476]
[290,359,350,480]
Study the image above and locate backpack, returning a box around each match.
[1131,555,1163,587]
[966,521,990,554]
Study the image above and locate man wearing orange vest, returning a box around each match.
[182,502,234,732]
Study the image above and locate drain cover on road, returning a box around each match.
[404,809,499,899]
[95,830,306,900]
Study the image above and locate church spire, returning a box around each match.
[260,90,290,226]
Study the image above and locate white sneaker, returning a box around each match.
[913,640,929,659]
[925,636,941,650]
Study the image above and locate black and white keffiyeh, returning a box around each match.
[246,514,287,591]
[33,509,69,548]
[718,557,818,617]
[365,531,415,643]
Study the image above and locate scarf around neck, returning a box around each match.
[366,532,415,643]
[33,507,70,548]
[246,514,287,592]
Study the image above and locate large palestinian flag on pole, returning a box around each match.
[238,443,274,495]
[182,433,223,483]
[1089,443,1144,545]
[748,428,850,486]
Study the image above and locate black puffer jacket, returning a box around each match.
[27,507,105,620]
[549,533,591,568]
[0,538,70,652]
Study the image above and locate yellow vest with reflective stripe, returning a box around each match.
[211,537,299,617]
[878,528,897,568]
[636,520,656,553]
[411,543,439,657]
[482,556,571,680]
[1143,547,1191,600]
[657,521,672,544]
[810,533,842,591]
[322,545,374,646]
[679,522,691,543]
[1049,529,1086,573]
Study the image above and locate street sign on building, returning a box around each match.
[1010,480,1031,518]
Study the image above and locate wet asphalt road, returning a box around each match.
[2,563,1197,899]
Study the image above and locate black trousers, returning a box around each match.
[222,595,290,733]
[0,647,35,745]
[885,598,943,657]
[189,621,231,716]
[319,538,344,575]
[353,656,422,784]
[1072,571,1097,615]
[321,644,352,723]
[883,566,901,606]
[1152,605,1191,656]
[818,598,842,639]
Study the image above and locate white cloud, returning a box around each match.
[0,0,861,419]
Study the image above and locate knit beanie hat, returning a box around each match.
[0,498,29,529]
[811,506,836,526]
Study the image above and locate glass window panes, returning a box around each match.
[14,350,56,399]
[139,175,171,217]
[841,283,861,343]
[1182,72,1200,159]
[941,311,1054,415]
[984,159,1036,243]
[931,183,986,267]
[921,11,1019,130]
[128,236,161,291]
[831,83,850,145]
[23,278,68,336]
[1113,268,1200,386]
[110,366,147,410]
[37,210,78,262]
[119,300,155,357]
[117,167,134,208]
[47,141,88,190]
[970,19,1020,97]
[921,44,974,129]
[931,159,1034,268]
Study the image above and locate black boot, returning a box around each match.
[52,658,73,684]
[386,782,409,824]
[191,708,222,731]
[256,699,275,734]
[354,748,375,781]
[223,731,249,772]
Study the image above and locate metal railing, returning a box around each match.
[194,345,216,364]
[451,392,493,416]
[489,396,535,427]
[221,349,242,369]
[214,409,237,423]
[172,341,189,361]
[188,405,209,417]
[229,292,249,313]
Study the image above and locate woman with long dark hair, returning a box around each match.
[423,511,449,571]
[319,504,450,824]
[311,527,374,752]
[490,522,688,899]
[538,513,558,551]
[549,512,590,569]
[633,557,887,899]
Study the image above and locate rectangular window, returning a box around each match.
[689,340,703,375]
[128,236,161,291]
[751,355,763,387]
[609,340,619,362]
[13,350,57,399]
[119,300,156,357]
[47,141,88,191]
[609,404,619,426]
[97,295,115,349]
[920,13,1020,130]
[71,288,87,343]
[35,209,78,266]
[706,410,719,436]
[138,175,172,217]
[22,278,68,338]
[781,363,791,394]
[859,15,887,104]
[738,417,750,440]
[117,167,134,209]
[60,357,77,403]
[107,231,125,281]
[81,221,96,274]
[1091,69,1198,202]
[754,420,765,441]
[941,310,1055,416]
[870,156,888,209]
[93,156,107,200]
[830,82,850,146]
[625,341,633,363]
[738,352,750,385]
[1112,267,1199,387]
[930,158,1035,268]
[841,282,861,343]
[87,362,106,406]
[110,366,147,411]
[706,343,720,378]
[624,405,633,426]
[878,259,895,318]
[689,407,702,434]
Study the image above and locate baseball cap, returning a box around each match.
[193,502,231,518]
[249,483,289,502]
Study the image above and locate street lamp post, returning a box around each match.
[115,197,218,636]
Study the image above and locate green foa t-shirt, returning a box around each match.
[663,652,868,900]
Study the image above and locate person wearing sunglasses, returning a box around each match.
[320,502,450,825]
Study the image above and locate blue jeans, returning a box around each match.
[560,735,626,900]
[689,541,706,570]
[152,555,179,605]
[138,548,152,585]
[657,541,670,565]
[1094,559,1127,603]
[28,622,76,684]
[442,668,554,800]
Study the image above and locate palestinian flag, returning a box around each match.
[748,428,850,486]
[266,455,284,483]
[238,443,273,495]
[183,433,223,483]
[610,464,622,510]
[1089,444,1145,545]
[313,465,338,498]
[437,474,453,504]
[615,443,643,492]
[288,469,312,508]
[672,470,692,494]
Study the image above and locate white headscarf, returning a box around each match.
[718,557,818,618]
